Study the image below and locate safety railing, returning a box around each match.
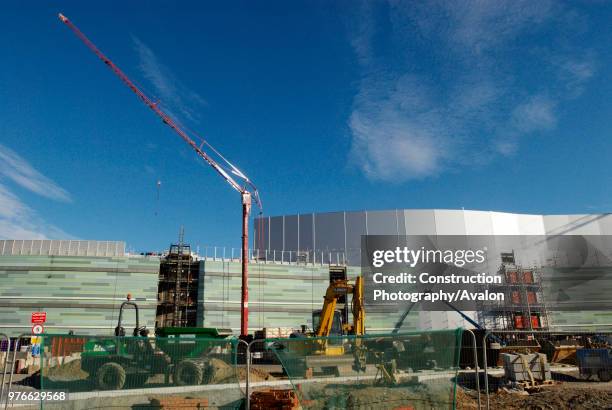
[197,246,347,266]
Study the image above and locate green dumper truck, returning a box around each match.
[80,300,234,390]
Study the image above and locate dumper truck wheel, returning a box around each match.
[598,369,611,382]
[96,362,126,390]
[174,359,203,386]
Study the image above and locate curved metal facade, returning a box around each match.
[255,210,612,266]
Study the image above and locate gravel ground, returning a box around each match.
[457,381,612,410]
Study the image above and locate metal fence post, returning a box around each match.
[482,331,491,410]
[5,334,28,410]
[245,339,258,410]
[0,334,9,406]
[464,330,481,409]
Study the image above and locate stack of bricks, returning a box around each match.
[149,396,209,409]
[250,389,300,410]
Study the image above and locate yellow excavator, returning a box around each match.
[310,266,365,355]
[276,266,366,377]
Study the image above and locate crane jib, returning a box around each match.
[59,13,260,336]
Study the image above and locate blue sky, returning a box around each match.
[1,1,611,251]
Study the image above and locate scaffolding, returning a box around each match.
[155,230,199,328]
[478,251,550,331]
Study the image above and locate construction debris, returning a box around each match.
[149,396,209,410]
[250,388,300,410]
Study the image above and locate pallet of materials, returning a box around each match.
[255,327,295,339]
[502,353,551,382]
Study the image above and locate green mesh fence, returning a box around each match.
[35,333,243,409]
[262,329,463,410]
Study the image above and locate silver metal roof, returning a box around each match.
[0,239,125,257]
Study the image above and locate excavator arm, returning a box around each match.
[315,276,365,337]
[315,284,342,336]
[352,276,365,336]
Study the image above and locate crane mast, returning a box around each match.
[59,13,260,337]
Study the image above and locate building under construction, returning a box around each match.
[477,251,550,331]
[155,240,199,328]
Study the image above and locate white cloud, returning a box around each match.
[441,1,554,54]
[512,94,557,133]
[0,145,72,239]
[0,183,29,221]
[0,144,71,202]
[349,74,450,180]
[132,36,206,123]
[348,1,596,182]
[556,55,596,96]
[0,183,71,240]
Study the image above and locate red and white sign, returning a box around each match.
[31,312,46,324]
[32,324,44,335]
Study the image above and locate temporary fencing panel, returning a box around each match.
[260,329,463,410]
[36,334,243,409]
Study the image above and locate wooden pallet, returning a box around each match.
[516,379,557,390]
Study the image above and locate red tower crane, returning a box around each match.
[58,13,262,337]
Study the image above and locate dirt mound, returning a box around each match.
[490,385,612,410]
[456,384,612,410]
[205,357,239,384]
[205,358,275,384]
[237,367,276,382]
[16,359,88,389]
[297,382,454,410]
[44,359,89,381]
[455,388,479,409]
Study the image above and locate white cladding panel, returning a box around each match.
[254,210,612,266]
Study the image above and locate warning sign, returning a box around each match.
[32,324,44,335]
[31,312,46,324]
